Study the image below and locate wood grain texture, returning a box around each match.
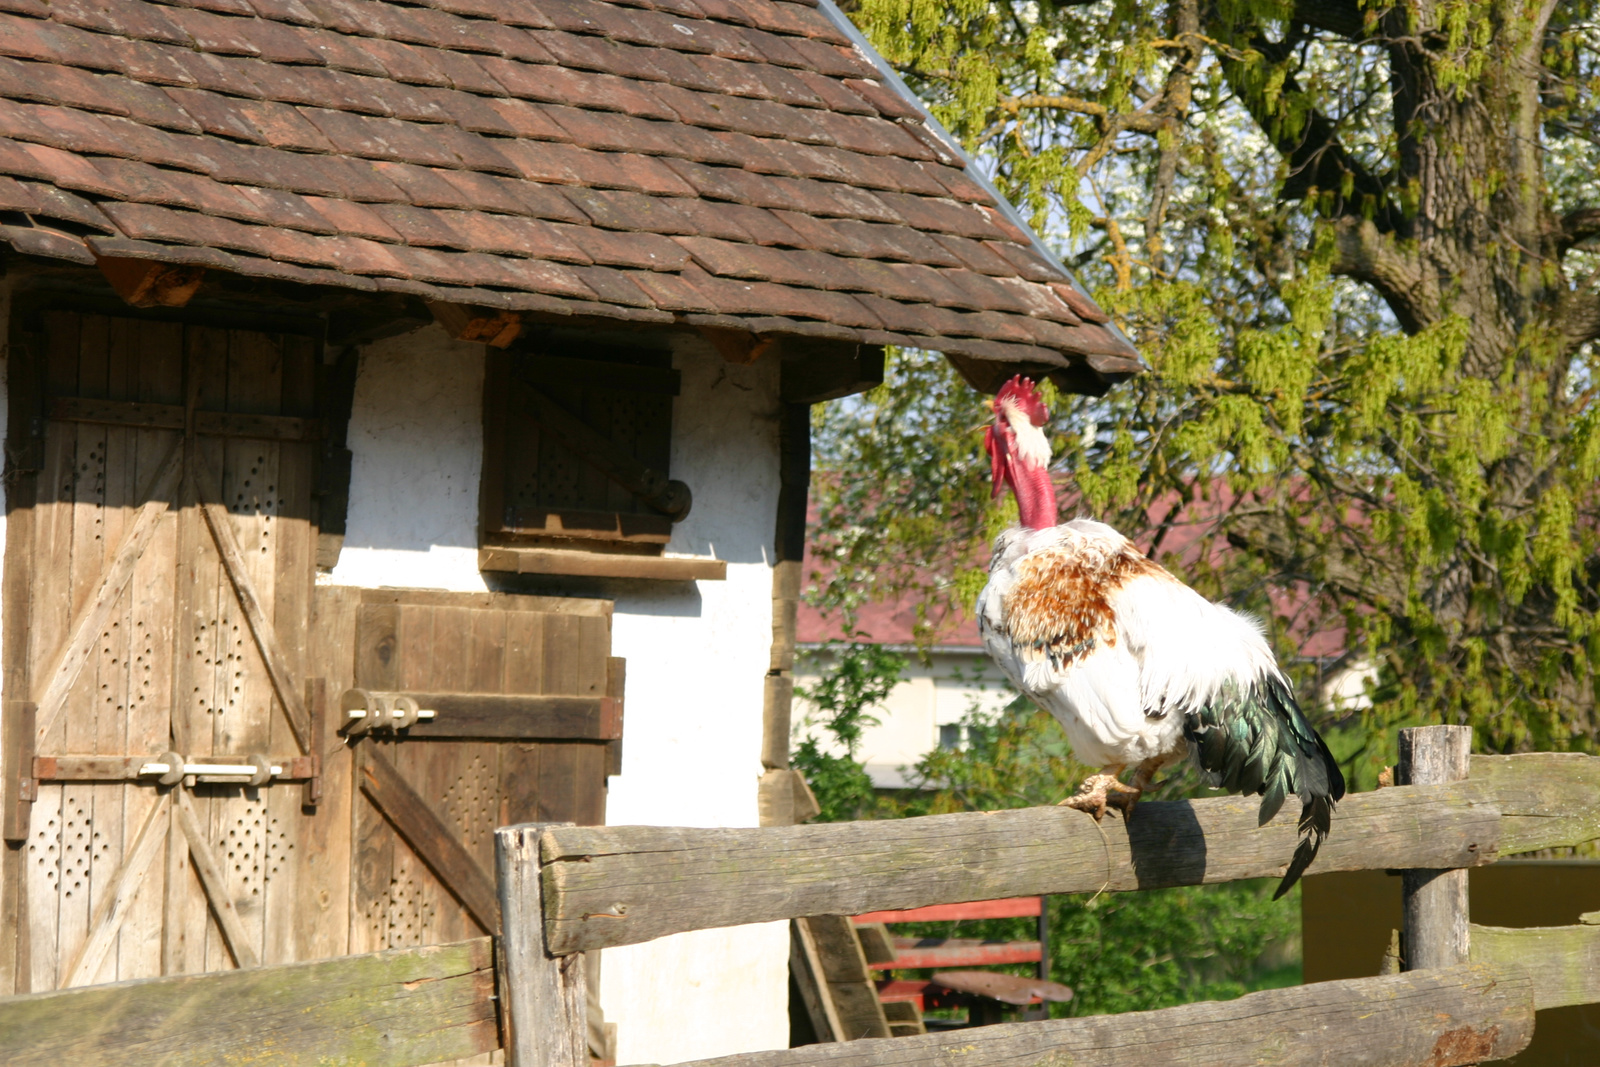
[539,781,1506,954]
[497,822,586,1067]
[1469,923,1600,1010]
[30,435,180,743]
[0,938,498,1067]
[173,788,259,970]
[365,693,621,741]
[191,462,311,754]
[479,546,726,581]
[61,791,170,988]
[674,965,1533,1067]
[357,744,500,935]
[1399,726,1472,972]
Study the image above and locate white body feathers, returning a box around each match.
[977,519,1284,770]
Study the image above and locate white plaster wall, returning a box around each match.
[330,328,789,1064]
[327,324,491,592]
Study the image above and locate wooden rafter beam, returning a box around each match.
[427,301,522,348]
[96,256,204,309]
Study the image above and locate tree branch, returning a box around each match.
[1558,207,1600,254]
[1225,511,1407,610]
[1215,32,1403,232]
[1555,286,1600,354]
[1329,216,1433,332]
[1291,0,1369,39]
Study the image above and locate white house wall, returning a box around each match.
[332,325,789,1063]
[796,649,1015,789]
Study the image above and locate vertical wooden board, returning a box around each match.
[299,587,358,962]
[396,604,435,691]
[575,616,609,698]
[541,615,580,696]
[121,320,183,981]
[57,330,112,987]
[535,745,581,824]
[429,607,472,692]
[355,601,401,691]
[502,612,545,695]
[467,610,506,696]
[500,743,541,827]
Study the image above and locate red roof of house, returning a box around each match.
[0,0,1141,391]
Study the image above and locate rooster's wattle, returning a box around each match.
[976,376,1344,897]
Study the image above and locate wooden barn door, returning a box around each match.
[0,307,322,993]
[341,589,618,954]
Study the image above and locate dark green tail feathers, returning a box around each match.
[1182,674,1346,900]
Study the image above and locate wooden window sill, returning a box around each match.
[479,547,727,582]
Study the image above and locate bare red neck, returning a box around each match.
[1009,456,1058,530]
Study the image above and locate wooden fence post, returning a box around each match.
[497,822,587,1067]
[1399,725,1473,970]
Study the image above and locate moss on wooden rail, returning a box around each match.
[1470,922,1600,1010]
[0,937,498,1067]
[539,753,1600,955]
[673,965,1533,1067]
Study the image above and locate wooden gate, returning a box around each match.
[0,305,321,992]
[341,589,618,955]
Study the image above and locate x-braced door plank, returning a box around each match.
[190,463,311,755]
[358,744,501,934]
[174,787,260,970]
[33,438,183,744]
[60,790,172,988]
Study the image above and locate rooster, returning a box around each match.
[976,376,1344,897]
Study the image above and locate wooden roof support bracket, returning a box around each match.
[96,256,204,308]
[697,326,774,365]
[429,301,523,348]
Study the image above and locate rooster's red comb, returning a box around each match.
[994,375,1048,427]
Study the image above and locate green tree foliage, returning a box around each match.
[792,642,908,821]
[813,0,1600,769]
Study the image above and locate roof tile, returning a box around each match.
[652,195,751,241]
[562,185,693,232]
[925,163,991,203]
[482,57,677,120]
[567,264,656,306]
[680,0,753,26]
[841,78,921,120]
[370,160,473,206]
[770,211,960,265]
[22,181,115,230]
[299,108,462,168]
[445,170,589,220]
[232,184,340,234]
[986,239,1063,282]
[485,97,572,141]
[231,97,338,150]
[931,233,1020,276]
[159,8,262,57]
[541,104,679,155]
[610,152,697,196]
[628,268,717,312]
[355,37,453,86]
[546,222,686,268]
[787,68,873,115]
[1049,281,1110,324]
[247,0,320,25]
[871,191,1002,239]
[300,195,403,241]
[0,222,94,262]
[400,6,505,52]
[809,111,931,158]
[444,210,593,261]
[165,88,267,141]
[368,201,467,245]
[108,163,264,219]
[6,141,114,192]
[678,265,881,325]
[0,173,40,212]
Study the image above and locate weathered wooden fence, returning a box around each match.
[1,728,1597,1066]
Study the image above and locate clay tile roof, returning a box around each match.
[0,0,1143,392]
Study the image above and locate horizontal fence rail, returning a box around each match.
[672,965,1533,1067]
[0,938,498,1067]
[540,754,1600,954]
[1470,922,1600,1010]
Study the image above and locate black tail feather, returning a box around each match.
[1272,792,1334,900]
